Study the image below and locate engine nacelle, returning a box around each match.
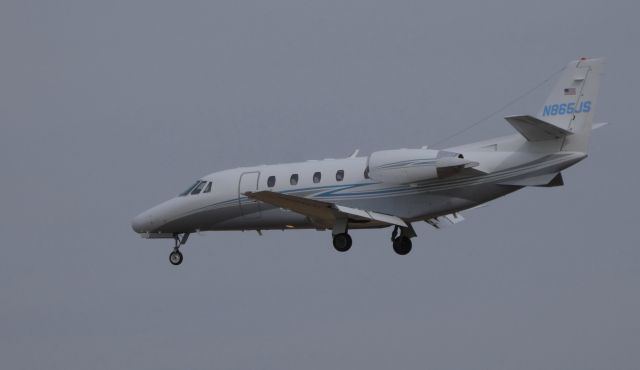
[367,148,473,184]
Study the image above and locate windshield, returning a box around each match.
[179,181,200,196]
[190,181,207,195]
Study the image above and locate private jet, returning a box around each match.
[132,57,605,265]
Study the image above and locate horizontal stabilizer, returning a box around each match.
[505,115,574,141]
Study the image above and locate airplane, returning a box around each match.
[132,57,605,265]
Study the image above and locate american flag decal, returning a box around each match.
[564,87,576,95]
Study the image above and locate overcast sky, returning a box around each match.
[1,1,638,369]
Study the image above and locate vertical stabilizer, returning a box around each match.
[538,57,604,152]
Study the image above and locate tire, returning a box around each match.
[169,250,183,265]
[392,237,412,255]
[332,233,352,252]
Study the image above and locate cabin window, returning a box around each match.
[290,174,299,185]
[180,181,200,196]
[267,176,276,188]
[336,170,344,182]
[313,172,321,183]
[190,181,206,195]
[203,182,212,193]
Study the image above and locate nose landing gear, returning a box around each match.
[169,250,183,265]
[169,233,189,266]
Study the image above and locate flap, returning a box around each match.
[335,205,408,227]
[504,115,574,141]
[425,212,465,229]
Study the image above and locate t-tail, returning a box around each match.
[540,57,604,152]
[505,57,604,153]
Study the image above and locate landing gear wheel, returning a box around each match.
[169,250,183,265]
[392,236,412,255]
[332,233,352,252]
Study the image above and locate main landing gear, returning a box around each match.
[392,236,412,255]
[391,225,414,255]
[330,218,417,255]
[169,233,189,266]
[331,217,353,252]
[332,233,352,252]
[331,228,413,255]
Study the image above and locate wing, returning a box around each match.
[245,191,407,228]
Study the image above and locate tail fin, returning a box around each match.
[539,57,605,152]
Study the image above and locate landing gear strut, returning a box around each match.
[169,233,189,266]
[391,225,415,255]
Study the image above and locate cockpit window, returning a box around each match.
[203,182,212,193]
[190,181,206,195]
[179,181,200,196]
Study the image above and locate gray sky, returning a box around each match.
[1,1,638,369]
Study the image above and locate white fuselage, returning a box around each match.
[131,133,586,237]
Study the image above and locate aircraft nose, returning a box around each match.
[132,198,182,234]
[131,211,154,233]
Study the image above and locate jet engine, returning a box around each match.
[366,148,478,185]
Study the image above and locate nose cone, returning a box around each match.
[131,198,182,234]
[131,211,153,233]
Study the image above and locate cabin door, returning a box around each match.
[238,172,262,218]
